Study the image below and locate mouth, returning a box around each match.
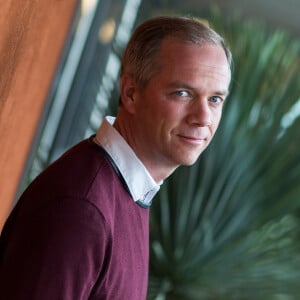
[177,135,207,145]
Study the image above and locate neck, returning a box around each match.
[113,114,176,183]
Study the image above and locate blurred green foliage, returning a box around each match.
[148,9,300,300]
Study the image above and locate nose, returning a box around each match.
[186,99,213,127]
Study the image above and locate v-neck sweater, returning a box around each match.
[0,138,150,299]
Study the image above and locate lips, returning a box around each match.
[177,134,207,145]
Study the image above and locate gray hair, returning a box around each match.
[120,16,232,87]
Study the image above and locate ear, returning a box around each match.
[119,74,138,114]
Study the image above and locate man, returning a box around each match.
[0,16,231,299]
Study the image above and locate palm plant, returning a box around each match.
[148,11,300,300]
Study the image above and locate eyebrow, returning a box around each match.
[215,89,230,97]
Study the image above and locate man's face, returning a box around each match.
[126,37,231,177]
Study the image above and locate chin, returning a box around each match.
[178,156,200,166]
[178,149,206,166]
[181,160,198,166]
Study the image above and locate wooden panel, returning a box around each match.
[0,0,78,230]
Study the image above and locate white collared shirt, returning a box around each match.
[94,116,161,208]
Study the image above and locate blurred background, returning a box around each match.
[1,0,300,299]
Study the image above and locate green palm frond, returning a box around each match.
[148,11,300,300]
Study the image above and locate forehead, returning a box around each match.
[155,38,231,85]
[160,37,229,67]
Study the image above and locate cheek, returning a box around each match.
[142,93,187,132]
[212,110,223,131]
[160,106,184,132]
[149,107,179,139]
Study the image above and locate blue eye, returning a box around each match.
[175,90,189,97]
[209,96,222,104]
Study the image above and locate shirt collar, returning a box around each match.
[95,116,161,207]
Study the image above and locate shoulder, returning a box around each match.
[27,138,116,198]
[13,137,131,224]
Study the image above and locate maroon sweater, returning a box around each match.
[0,138,150,299]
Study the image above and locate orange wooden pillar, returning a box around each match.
[0,0,78,231]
